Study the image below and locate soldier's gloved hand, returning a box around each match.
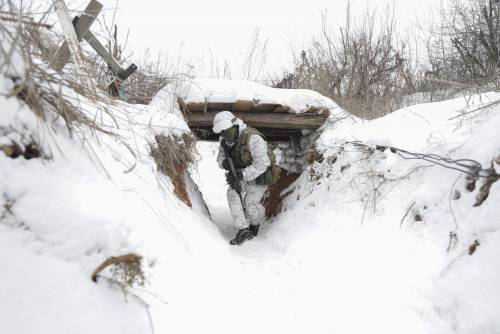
[222,159,230,170]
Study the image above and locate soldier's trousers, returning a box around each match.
[227,181,267,229]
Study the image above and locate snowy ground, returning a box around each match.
[1,66,499,333]
[167,92,500,334]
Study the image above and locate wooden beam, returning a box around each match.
[185,102,281,113]
[50,0,102,71]
[190,126,303,142]
[83,30,123,75]
[183,101,323,114]
[185,111,328,130]
[51,0,93,92]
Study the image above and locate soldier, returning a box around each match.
[213,111,278,245]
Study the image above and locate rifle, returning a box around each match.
[221,139,248,220]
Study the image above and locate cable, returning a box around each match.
[344,140,493,178]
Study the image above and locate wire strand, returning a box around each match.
[343,141,492,178]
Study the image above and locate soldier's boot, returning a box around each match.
[249,224,260,237]
[229,227,254,245]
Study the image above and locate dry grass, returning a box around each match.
[0,8,117,137]
[150,133,198,207]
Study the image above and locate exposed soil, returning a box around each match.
[151,134,197,208]
[166,163,192,208]
[262,169,300,218]
[1,141,42,159]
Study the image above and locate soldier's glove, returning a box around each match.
[222,159,230,170]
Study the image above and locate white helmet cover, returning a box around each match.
[213,111,236,133]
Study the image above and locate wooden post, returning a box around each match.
[52,0,93,93]
[50,0,103,71]
[84,31,123,75]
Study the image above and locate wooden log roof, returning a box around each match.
[178,98,329,142]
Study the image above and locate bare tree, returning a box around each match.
[240,28,268,81]
[429,0,500,84]
[273,2,417,119]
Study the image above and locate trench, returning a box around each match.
[190,139,302,241]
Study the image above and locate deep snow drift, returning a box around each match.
[1,58,499,334]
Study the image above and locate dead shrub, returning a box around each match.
[91,253,145,288]
[150,133,197,207]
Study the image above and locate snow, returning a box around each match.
[0,24,27,95]
[154,77,341,114]
[1,66,499,334]
[0,101,151,333]
[0,56,196,332]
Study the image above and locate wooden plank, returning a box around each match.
[50,0,102,71]
[83,30,123,75]
[51,0,93,93]
[182,101,325,114]
[185,111,328,130]
[272,105,290,113]
[190,126,303,142]
[232,100,254,112]
[185,101,287,113]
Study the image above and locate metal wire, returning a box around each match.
[346,141,492,178]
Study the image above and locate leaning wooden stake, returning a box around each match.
[52,0,94,94]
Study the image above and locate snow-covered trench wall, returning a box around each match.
[0,33,216,333]
[266,93,500,333]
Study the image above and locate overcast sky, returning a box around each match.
[70,0,439,79]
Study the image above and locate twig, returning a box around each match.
[400,201,416,227]
[0,15,52,29]
[360,191,371,225]
[449,99,500,120]
[131,292,155,334]
[446,231,458,253]
[440,250,468,277]
[99,277,156,334]
[423,77,483,89]
[448,175,462,230]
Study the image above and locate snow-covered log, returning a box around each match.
[170,79,341,142]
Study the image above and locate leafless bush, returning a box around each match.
[428,0,500,86]
[240,28,268,81]
[208,49,232,80]
[123,50,192,104]
[273,3,417,119]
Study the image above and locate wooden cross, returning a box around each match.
[50,0,137,97]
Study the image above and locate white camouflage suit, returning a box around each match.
[217,120,270,229]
